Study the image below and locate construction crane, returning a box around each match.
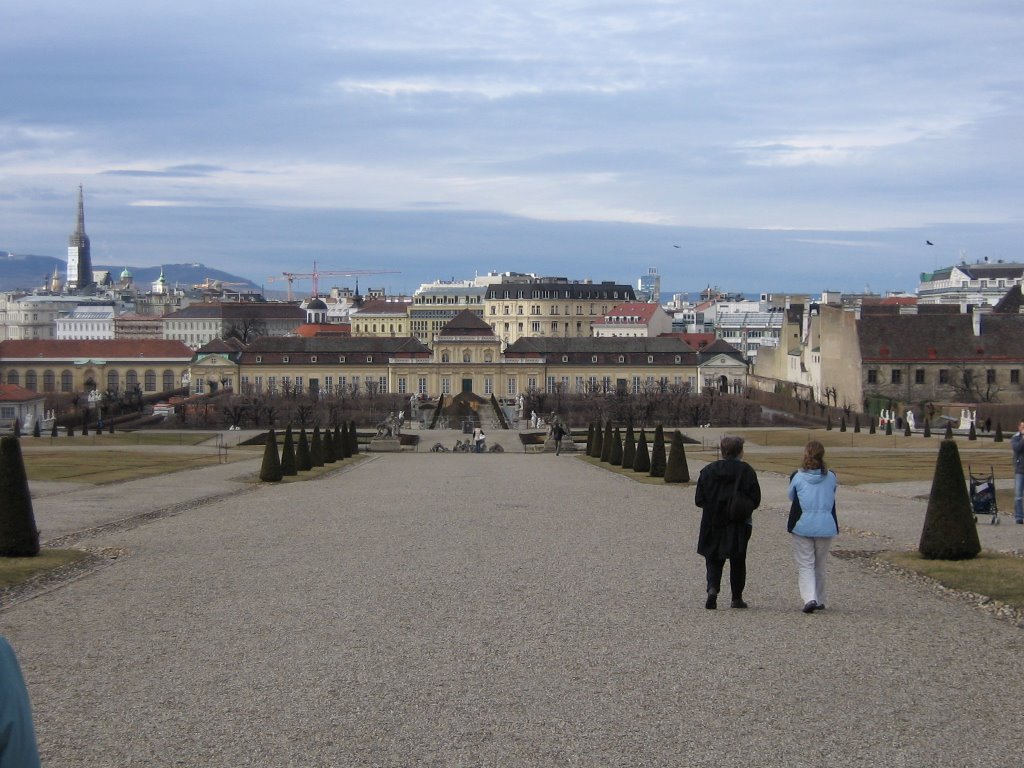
[266,262,400,301]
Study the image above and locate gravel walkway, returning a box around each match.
[2,441,1023,767]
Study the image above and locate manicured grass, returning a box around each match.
[0,549,92,588]
[25,432,220,446]
[18,448,254,484]
[881,550,1024,609]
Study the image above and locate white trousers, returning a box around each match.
[791,534,832,606]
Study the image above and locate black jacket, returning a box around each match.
[695,458,761,559]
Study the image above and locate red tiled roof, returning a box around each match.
[0,384,46,403]
[296,323,351,337]
[594,303,662,324]
[0,339,194,360]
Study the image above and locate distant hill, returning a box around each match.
[0,252,261,293]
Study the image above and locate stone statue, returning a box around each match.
[906,410,915,430]
[376,411,402,438]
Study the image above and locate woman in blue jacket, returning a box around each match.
[787,440,839,614]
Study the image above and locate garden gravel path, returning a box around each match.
[2,446,1023,767]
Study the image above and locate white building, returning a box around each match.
[592,302,673,338]
[917,261,1024,305]
[55,306,116,339]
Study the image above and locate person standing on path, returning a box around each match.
[787,440,839,613]
[551,421,566,455]
[0,636,41,768]
[695,435,761,610]
[1012,421,1024,524]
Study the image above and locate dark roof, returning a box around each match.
[240,335,429,357]
[196,338,245,354]
[858,314,1024,361]
[701,338,746,360]
[485,281,636,301]
[504,337,703,365]
[992,284,1023,314]
[437,310,497,337]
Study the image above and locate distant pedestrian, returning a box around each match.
[0,636,41,767]
[551,421,567,455]
[787,440,839,612]
[695,436,760,609]
[473,427,486,453]
[1012,421,1024,524]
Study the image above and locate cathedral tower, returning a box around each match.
[67,185,93,290]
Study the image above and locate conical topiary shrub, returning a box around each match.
[923,420,931,438]
[839,417,846,433]
[994,423,1004,443]
[622,424,636,469]
[108,419,115,434]
[591,421,604,459]
[919,439,981,560]
[885,420,893,436]
[649,425,667,478]
[664,430,690,484]
[600,421,613,462]
[296,428,313,471]
[633,429,651,473]
[259,428,283,482]
[349,420,359,455]
[280,425,298,476]
[323,428,337,463]
[0,436,40,557]
[944,421,953,440]
[968,421,977,441]
[310,426,325,467]
[904,420,912,437]
[82,417,89,436]
[869,421,876,435]
[32,420,41,438]
[12,420,20,438]
[854,416,861,433]
[67,423,74,437]
[826,414,832,431]
[585,423,595,455]
[50,421,58,438]
[609,427,623,466]
[339,423,352,460]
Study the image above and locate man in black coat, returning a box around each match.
[695,435,761,609]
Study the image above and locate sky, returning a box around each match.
[1,1,1023,297]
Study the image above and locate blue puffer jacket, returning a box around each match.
[787,469,839,537]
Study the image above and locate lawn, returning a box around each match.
[0,549,93,588]
[880,550,1024,610]
[18,446,257,484]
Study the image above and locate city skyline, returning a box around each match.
[2,2,1022,295]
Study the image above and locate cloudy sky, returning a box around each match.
[2,1,1022,296]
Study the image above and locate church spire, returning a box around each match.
[66,184,93,290]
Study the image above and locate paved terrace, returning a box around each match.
[1,427,1022,767]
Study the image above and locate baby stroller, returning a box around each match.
[968,465,1000,525]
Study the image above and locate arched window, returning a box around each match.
[6,370,19,386]
[61,370,73,392]
[126,370,139,389]
[144,370,157,391]
[24,370,37,391]
[43,370,55,392]
[107,370,120,391]
[483,351,493,363]
[163,370,176,391]
[463,351,471,363]
[441,351,450,363]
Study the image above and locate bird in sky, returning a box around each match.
[673,244,680,248]
[926,240,934,245]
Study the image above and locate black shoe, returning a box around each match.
[705,590,718,610]
[1016,519,1023,525]
[802,600,818,613]
[731,599,748,609]
[813,603,826,611]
